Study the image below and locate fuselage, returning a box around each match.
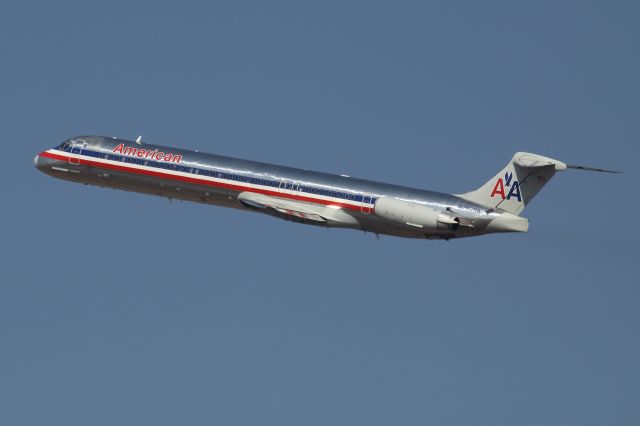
[34,136,508,239]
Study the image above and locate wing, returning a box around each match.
[237,192,359,227]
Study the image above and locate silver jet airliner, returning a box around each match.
[34,136,616,240]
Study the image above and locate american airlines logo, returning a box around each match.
[490,171,522,202]
[112,143,183,164]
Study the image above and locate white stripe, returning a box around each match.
[48,149,373,208]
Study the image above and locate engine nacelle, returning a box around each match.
[374,197,460,231]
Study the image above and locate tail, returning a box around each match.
[457,152,618,215]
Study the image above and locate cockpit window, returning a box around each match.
[57,141,71,152]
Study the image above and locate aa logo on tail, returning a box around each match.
[490,171,522,202]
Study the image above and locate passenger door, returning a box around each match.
[361,193,373,214]
[68,139,87,165]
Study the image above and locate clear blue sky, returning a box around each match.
[1,1,638,425]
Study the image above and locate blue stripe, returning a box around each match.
[60,147,376,205]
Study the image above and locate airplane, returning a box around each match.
[34,136,617,240]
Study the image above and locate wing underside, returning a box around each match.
[237,192,360,227]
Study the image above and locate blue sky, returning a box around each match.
[1,1,639,425]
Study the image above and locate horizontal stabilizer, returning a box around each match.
[566,164,620,173]
[514,152,566,169]
[457,152,619,216]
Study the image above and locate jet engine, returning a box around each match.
[374,197,467,231]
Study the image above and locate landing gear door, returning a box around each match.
[69,139,87,165]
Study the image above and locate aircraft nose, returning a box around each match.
[33,153,48,171]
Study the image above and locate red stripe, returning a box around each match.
[41,151,364,212]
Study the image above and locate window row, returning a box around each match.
[70,148,368,203]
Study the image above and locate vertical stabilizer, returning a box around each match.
[457,152,567,215]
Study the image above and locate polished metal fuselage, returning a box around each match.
[35,136,498,239]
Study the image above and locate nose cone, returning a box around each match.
[33,153,49,172]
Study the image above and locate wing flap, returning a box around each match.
[271,207,326,222]
[237,192,359,226]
